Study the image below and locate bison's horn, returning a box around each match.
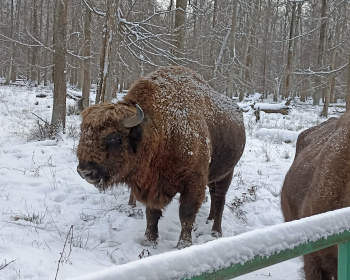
[77,97,87,113]
[123,104,144,128]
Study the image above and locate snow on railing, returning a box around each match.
[66,207,350,280]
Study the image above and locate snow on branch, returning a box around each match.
[81,0,105,17]
[117,8,179,66]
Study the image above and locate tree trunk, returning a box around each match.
[51,0,68,132]
[82,6,91,108]
[10,0,21,82]
[105,1,120,102]
[243,0,258,93]
[322,13,340,117]
[43,0,50,86]
[226,0,239,99]
[282,2,297,99]
[173,0,188,63]
[95,19,108,104]
[30,0,39,85]
[209,0,218,86]
[313,0,327,105]
[346,51,350,111]
[96,0,119,103]
[261,0,272,96]
[6,0,15,85]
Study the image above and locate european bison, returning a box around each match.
[77,66,246,248]
[281,115,346,280]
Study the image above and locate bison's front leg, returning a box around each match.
[141,207,162,247]
[177,185,205,249]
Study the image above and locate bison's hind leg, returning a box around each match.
[303,253,335,280]
[208,171,233,237]
[128,194,136,207]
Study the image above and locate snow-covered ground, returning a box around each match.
[0,85,341,279]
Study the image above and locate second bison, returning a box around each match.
[281,114,349,280]
[77,66,246,248]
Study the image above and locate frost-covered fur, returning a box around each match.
[281,115,349,280]
[77,66,246,248]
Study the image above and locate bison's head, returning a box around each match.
[76,102,144,190]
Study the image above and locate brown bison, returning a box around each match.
[281,115,347,280]
[76,66,246,248]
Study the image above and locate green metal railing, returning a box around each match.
[67,208,350,280]
[185,230,350,280]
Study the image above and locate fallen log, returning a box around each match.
[36,93,48,98]
[329,103,346,108]
[252,98,291,121]
[252,100,291,114]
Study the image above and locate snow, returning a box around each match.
[256,128,299,143]
[253,101,291,111]
[0,85,340,280]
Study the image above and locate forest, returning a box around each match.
[0,0,349,123]
[1,1,349,279]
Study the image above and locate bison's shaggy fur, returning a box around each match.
[281,115,348,280]
[77,66,245,248]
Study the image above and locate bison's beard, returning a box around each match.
[93,174,122,192]
[94,178,107,191]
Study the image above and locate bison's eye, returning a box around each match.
[103,132,123,148]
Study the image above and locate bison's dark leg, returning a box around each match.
[141,207,162,246]
[128,194,136,207]
[207,188,215,221]
[177,181,206,249]
[208,171,233,237]
[303,253,333,280]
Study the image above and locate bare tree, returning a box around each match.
[282,2,297,99]
[173,0,188,63]
[82,5,91,107]
[322,8,341,117]
[208,0,218,86]
[226,0,239,99]
[95,0,119,103]
[51,0,68,132]
[5,0,17,84]
[30,0,39,85]
[313,0,327,106]
[347,50,350,111]
[43,0,52,86]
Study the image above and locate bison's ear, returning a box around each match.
[128,125,143,153]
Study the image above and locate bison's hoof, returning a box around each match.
[140,237,158,249]
[211,230,222,238]
[176,239,192,249]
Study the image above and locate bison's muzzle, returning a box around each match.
[77,161,106,186]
